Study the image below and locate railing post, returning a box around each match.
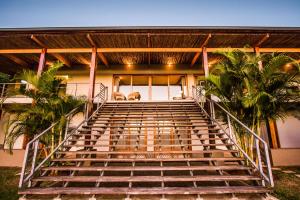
[105,86,108,101]
[28,139,39,187]
[227,114,233,140]
[264,142,274,187]
[255,138,265,186]
[19,143,31,188]
[1,83,5,98]
[210,101,215,121]
[64,116,70,140]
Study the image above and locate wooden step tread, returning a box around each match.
[74,132,225,137]
[33,175,261,182]
[78,128,221,132]
[87,122,210,125]
[63,143,234,148]
[52,157,243,162]
[19,186,269,195]
[41,165,250,172]
[67,138,229,142]
[90,119,210,122]
[82,125,215,128]
[56,149,238,155]
[92,116,208,119]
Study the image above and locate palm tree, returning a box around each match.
[206,50,299,157]
[3,62,85,153]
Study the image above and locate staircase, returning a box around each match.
[19,100,270,199]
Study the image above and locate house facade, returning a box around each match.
[1,27,299,167]
[0,27,300,167]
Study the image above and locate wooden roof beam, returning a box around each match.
[86,34,109,67]
[1,47,300,54]
[30,35,71,67]
[190,34,212,67]
[2,54,28,67]
[255,33,270,47]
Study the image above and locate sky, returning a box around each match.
[0,0,300,28]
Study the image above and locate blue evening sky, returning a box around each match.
[0,0,299,28]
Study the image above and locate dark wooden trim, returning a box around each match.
[190,33,211,67]
[31,35,71,67]
[86,34,109,67]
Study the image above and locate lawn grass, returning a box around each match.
[0,167,20,200]
[271,167,300,200]
[0,167,300,200]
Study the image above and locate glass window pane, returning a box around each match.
[132,76,149,100]
[118,75,131,98]
[169,75,185,100]
[152,76,168,100]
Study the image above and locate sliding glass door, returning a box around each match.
[113,75,187,101]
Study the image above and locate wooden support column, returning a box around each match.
[268,119,280,149]
[87,48,98,116]
[37,48,47,76]
[148,76,152,101]
[202,47,209,78]
[255,47,263,71]
[147,33,151,65]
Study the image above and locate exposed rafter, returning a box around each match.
[30,35,71,67]
[190,34,212,67]
[2,54,28,67]
[75,56,90,65]
[255,33,270,47]
[86,34,109,67]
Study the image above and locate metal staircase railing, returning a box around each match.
[192,85,274,187]
[19,84,108,189]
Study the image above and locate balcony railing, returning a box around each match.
[0,82,105,100]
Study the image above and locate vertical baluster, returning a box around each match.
[75,83,78,97]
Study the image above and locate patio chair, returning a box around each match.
[112,92,126,101]
[127,91,141,101]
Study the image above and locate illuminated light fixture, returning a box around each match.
[283,63,293,72]
[166,57,175,68]
[122,56,137,68]
[56,75,69,80]
[127,63,132,69]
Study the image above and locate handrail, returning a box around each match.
[18,106,81,188]
[19,83,108,188]
[192,85,274,187]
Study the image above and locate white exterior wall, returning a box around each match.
[0,113,24,149]
[276,115,300,148]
